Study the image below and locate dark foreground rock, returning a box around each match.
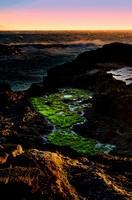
[0,147,131,200]
[0,90,53,150]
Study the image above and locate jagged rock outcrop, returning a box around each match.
[46,42,132,87]
[0,148,131,200]
[0,90,53,149]
[42,43,132,124]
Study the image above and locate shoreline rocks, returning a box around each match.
[0,148,131,200]
[0,42,132,199]
[42,43,132,125]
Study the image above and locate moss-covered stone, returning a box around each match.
[31,88,91,128]
[48,112,84,128]
[47,130,114,156]
[31,88,115,155]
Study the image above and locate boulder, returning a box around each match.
[26,82,57,97]
[0,149,79,200]
[75,42,132,65]
[46,43,132,90]
[0,91,31,114]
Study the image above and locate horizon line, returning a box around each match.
[0,29,132,32]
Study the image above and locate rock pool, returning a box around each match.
[31,88,115,155]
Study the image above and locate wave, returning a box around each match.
[8,40,105,50]
[66,40,105,48]
[9,43,67,49]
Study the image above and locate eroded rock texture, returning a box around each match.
[0,43,132,199]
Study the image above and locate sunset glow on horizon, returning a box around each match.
[0,0,132,31]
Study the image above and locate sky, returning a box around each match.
[0,0,132,30]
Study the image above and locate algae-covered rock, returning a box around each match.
[47,130,114,156]
[30,88,91,128]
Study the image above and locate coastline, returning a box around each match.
[0,42,132,199]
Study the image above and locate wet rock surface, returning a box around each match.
[45,43,132,124]
[0,43,132,199]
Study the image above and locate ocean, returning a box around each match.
[0,30,132,91]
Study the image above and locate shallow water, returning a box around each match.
[108,67,132,85]
[31,88,115,154]
[63,95,73,98]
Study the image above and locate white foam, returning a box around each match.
[107,67,132,85]
[63,95,73,98]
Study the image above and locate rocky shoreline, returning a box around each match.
[0,43,132,199]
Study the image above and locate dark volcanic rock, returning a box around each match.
[48,43,132,81]
[75,42,132,65]
[0,90,53,149]
[46,43,132,89]
[45,43,132,125]
[26,82,56,97]
[93,88,132,125]
[74,110,132,156]
[0,91,31,114]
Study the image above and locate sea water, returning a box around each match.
[0,30,132,91]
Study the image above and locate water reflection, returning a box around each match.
[107,67,132,85]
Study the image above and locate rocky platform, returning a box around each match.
[0,43,132,199]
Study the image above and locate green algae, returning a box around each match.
[48,112,84,128]
[31,88,115,155]
[47,130,114,156]
[58,88,92,99]
[30,88,90,128]
[31,97,84,128]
